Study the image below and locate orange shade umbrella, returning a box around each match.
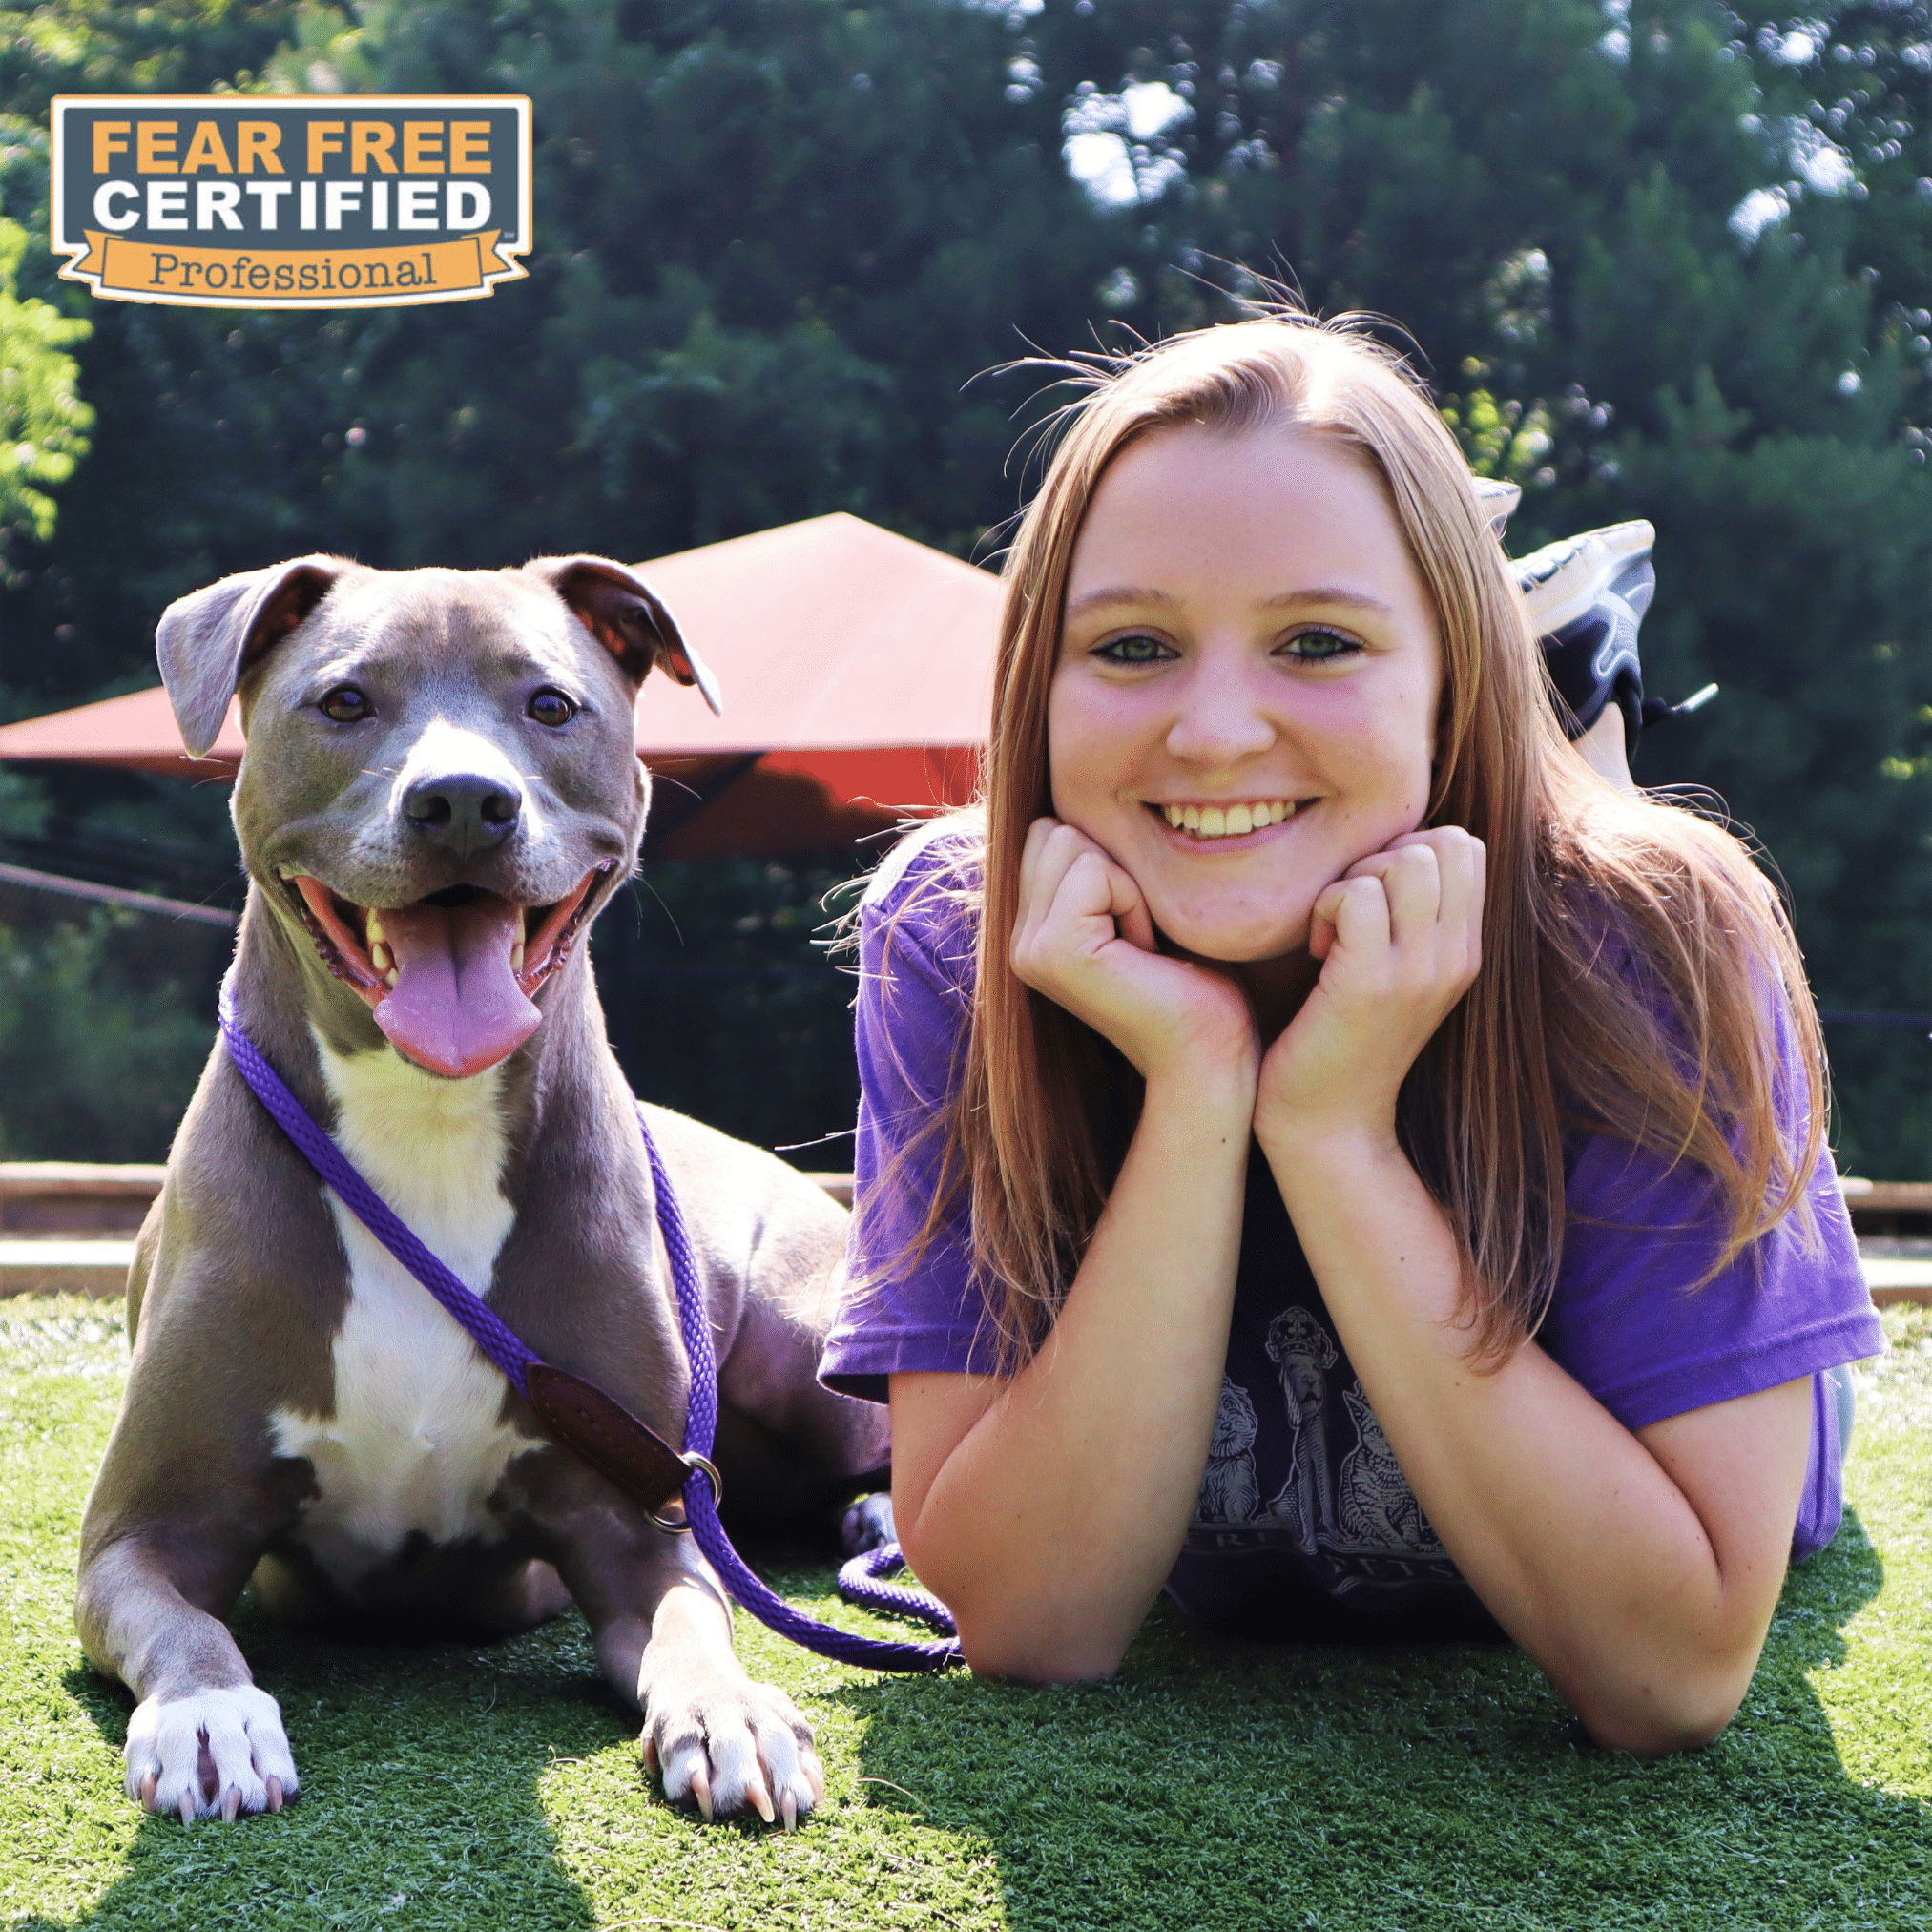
[0,513,1002,858]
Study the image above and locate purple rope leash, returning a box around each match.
[218,987,959,1673]
[218,989,539,1393]
[633,1111,959,1669]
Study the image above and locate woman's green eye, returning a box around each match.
[1095,634,1174,664]
[1282,628,1359,661]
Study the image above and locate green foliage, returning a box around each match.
[0,0,1116,717]
[1440,380,1557,481]
[0,763,49,837]
[0,902,220,1162]
[260,0,383,94]
[3,1295,1930,1926]
[0,216,90,552]
[0,0,299,120]
[592,855,866,1159]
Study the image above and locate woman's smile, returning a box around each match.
[1048,420,1443,966]
[1146,797,1304,839]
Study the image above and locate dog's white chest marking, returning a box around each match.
[270,1037,530,1589]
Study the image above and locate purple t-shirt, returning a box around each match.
[819,821,1883,1638]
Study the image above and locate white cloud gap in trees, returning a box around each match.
[1063,81,1193,208]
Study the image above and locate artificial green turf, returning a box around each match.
[2,1292,1927,1932]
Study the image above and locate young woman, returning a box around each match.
[818,314,1880,1754]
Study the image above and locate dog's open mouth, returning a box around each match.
[285,864,612,1078]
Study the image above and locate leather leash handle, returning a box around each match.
[524,1361,702,1526]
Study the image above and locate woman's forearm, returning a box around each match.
[1260,1127,1808,1751]
[892,1066,1253,1680]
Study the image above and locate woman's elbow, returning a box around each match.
[1570,1669,1748,1757]
[950,1591,1128,1684]
[898,1522,1129,1682]
[954,1614,1128,1685]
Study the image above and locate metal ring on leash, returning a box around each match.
[648,1452,723,1534]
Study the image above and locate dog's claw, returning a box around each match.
[121,1687,296,1828]
[642,1736,658,1775]
[642,1668,820,1827]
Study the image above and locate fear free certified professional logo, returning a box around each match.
[50,96,531,309]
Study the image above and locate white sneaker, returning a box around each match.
[1510,518,1713,745]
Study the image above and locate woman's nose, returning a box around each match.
[1164,665,1278,769]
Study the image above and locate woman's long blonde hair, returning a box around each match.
[898,311,1823,1368]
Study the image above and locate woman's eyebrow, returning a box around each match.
[1063,585,1178,618]
[1064,584,1396,618]
[1257,587,1396,616]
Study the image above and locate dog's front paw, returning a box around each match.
[124,1685,300,1823]
[643,1674,824,1829]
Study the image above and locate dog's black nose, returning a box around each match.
[403,773,522,853]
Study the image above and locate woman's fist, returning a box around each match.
[1256,827,1485,1148]
[1011,819,1257,1086]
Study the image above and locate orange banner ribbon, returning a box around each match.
[74,230,504,304]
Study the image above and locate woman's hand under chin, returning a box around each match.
[1011,818,1259,1088]
[1253,826,1486,1154]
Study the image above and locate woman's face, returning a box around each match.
[1049,423,1444,964]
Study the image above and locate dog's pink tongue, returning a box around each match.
[373,894,538,1077]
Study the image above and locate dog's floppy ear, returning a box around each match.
[524,555,723,716]
[156,556,348,758]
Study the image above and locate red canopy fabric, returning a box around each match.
[0,513,1001,857]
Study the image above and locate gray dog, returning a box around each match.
[75,555,889,1829]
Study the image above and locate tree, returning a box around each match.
[7,0,1932,1172]
[0,0,1118,715]
[0,216,92,563]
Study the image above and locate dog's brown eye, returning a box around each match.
[528,689,576,727]
[319,685,371,723]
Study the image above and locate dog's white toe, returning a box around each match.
[124,1686,299,1822]
[647,1677,821,1826]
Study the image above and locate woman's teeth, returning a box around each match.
[1161,800,1298,838]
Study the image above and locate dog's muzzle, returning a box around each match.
[284,862,613,1076]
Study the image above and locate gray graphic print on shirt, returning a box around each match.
[1338,1385,1446,1555]
[1191,1309,1446,1564]
[1263,1304,1337,1549]
[1195,1376,1261,1526]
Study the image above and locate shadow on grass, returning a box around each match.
[22,1517,1925,1932]
[841,1508,1927,1932]
[24,1594,634,1932]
